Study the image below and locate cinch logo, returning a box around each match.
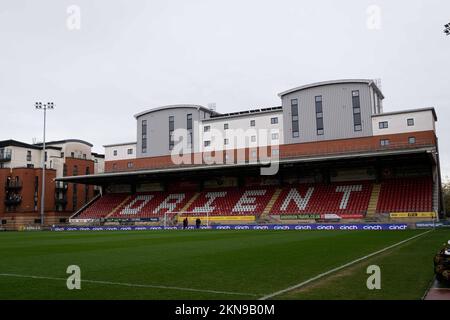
[216,226,231,230]
[234,226,250,230]
[389,225,407,230]
[340,225,358,230]
[253,226,269,230]
[317,225,335,230]
[363,225,382,230]
[274,226,290,230]
[294,225,312,230]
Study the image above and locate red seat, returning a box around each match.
[376,177,432,213]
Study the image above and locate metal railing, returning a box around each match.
[5,180,22,189]
[0,150,12,162]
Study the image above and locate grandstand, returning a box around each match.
[59,79,443,227]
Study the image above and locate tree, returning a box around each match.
[442,179,450,217]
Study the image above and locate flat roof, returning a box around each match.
[372,107,437,121]
[103,142,137,148]
[204,106,282,121]
[278,79,385,99]
[134,104,220,119]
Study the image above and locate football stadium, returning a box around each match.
[1,79,449,301]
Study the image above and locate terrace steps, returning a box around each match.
[261,188,282,219]
[177,192,201,219]
[366,183,381,218]
[104,196,131,219]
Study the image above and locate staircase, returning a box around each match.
[260,188,282,220]
[104,196,131,219]
[176,192,200,220]
[366,183,381,219]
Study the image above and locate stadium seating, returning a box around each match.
[183,187,276,216]
[376,177,433,213]
[73,177,434,220]
[270,181,372,217]
[109,191,194,219]
[76,193,129,219]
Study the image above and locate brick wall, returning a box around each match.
[64,158,95,211]
[105,130,437,173]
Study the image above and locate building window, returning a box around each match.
[187,131,193,148]
[63,164,67,176]
[271,117,278,124]
[61,152,64,158]
[378,121,388,129]
[272,149,279,156]
[224,123,229,130]
[71,152,75,158]
[112,163,117,170]
[26,150,32,161]
[127,148,133,155]
[187,114,193,148]
[187,114,192,130]
[271,133,279,140]
[352,90,362,131]
[380,139,390,147]
[250,120,255,127]
[315,96,324,135]
[291,99,299,138]
[224,138,229,145]
[142,120,147,153]
[44,152,47,162]
[127,162,134,168]
[204,125,210,132]
[251,136,256,143]
[113,150,118,156]
[169,116,174,150]
[407,118,414,126]
[408,136,416,144]
[27,164,34,168]
[204,140,211,147]
[73,165,78,176]
[251,150,257,158]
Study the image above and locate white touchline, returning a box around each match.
[0,273,258,297]
[259,230,433,300]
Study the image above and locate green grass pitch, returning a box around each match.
[0,229,447,300]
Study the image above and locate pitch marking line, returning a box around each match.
[259,230,433,300]
[0,273,258,297]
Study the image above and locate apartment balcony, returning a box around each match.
[55,181,68,191]
[5,181,22,190]
[5,197,22,206]
[0,150,12,162]
[55,197,68,205]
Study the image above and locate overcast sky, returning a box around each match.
[1,0,449,177]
